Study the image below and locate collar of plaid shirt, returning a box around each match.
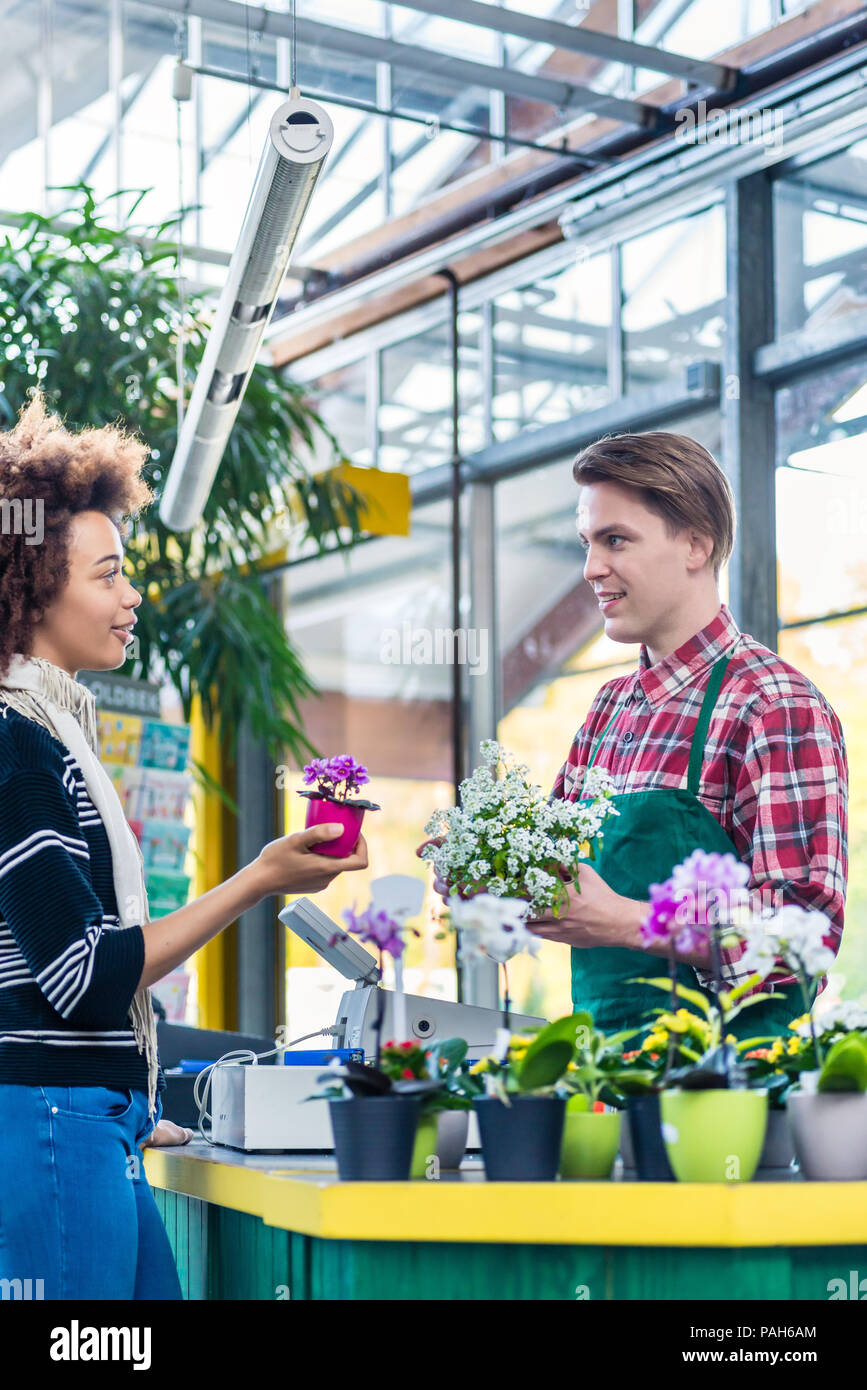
[633,602,741,709]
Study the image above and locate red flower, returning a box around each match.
[400,1041,414,1051]
[384,1039,395,1049]
[402,1067,414,1079]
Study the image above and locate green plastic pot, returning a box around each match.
[410,1113,439,1179]
[560,1110,622,1180]
[660,1088,768,1183]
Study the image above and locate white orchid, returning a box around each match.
[740,905,836,983]
[447,893,540,966]
[798,999,867,1039]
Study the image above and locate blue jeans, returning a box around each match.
[0,1084,182,1300]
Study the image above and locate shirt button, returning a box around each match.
[51,1106,58,1114]
[623,730,634,744]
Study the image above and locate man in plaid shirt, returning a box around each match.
[528,431,848,1013]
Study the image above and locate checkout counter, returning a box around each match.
[143,1143,867,1301]
[145,899,867,1300]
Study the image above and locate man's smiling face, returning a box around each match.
[577,480,709,649]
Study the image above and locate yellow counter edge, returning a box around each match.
[142,1151,867,1247]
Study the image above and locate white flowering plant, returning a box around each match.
[421,740,618,918]
[738,904,838,1068]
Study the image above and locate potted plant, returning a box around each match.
[752,1000,867,1182]
[436,892,572,1179]
[420,1036,474,1173]
[787,1031,867,1180]
[307,884,428,1178]
[634,980,778,1182]
[558,1013,641,1179]
[455,1017,581,1181]
[299,755,380,857]
[738,906,863,1179]
[379,1037,472,1177]
[635,851,785,1182]
[307,1055,439,1181]
[421,739,618,917]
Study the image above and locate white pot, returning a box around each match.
[788,1091,867,1180]
[436,1109,469,1170]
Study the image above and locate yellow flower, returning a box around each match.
[469,1058,489,1075]
[768,1040,784,1062]
[725,1034,736,1046]
[788,1014,809,1032]
[786,1036,802,1056]
[577,840,591,857]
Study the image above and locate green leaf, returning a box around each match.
[723,992,776,1023]
[628,977,713,1018]
[818,1032,867,1094]
[515,1013,585,1091]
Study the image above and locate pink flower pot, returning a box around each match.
[304,795,368,857]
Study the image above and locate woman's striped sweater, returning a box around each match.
[0,705,165,1095]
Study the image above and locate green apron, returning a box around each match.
[571,653,802,1040]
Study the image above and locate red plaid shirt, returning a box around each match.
[550,604,848,996]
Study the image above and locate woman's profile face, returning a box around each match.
[30,510,142,678]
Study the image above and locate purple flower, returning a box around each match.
[329,755,369,786]
[640,851,751,950]
[302,754,370,799]
[302,758,330,786]
[639,879,682,947]
[341,905,405,960]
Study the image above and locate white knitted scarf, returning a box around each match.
[0,654,159,1119]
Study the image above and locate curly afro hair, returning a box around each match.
[0,391,153,680]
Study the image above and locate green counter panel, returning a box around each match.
[151,1189,865,1301]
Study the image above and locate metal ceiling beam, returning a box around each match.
[387,0,737,91]
[134,0,661,128]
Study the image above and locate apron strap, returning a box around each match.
[585,645,736,786]
[586,699,626,773]
[686,652,732,797]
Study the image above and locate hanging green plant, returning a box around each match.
[0,183,366,770]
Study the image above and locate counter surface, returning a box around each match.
[142,1141,866,1247]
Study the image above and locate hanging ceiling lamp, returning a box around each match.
[160,93,334,531]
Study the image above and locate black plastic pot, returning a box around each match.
[473,1095,566,1181]
[328,1095,421,1180]
[627,1093,675,1181]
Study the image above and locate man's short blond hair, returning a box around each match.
[572,431,735,579]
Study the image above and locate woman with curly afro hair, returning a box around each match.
[0,392,368,1299]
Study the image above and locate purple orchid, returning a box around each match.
[301,754,371,801]
[641,851,750,952]
[302,758,330,787]
[341,905,406,960]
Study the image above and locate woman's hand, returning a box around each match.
[256,825,369,895]
[139,1119,194,1149]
